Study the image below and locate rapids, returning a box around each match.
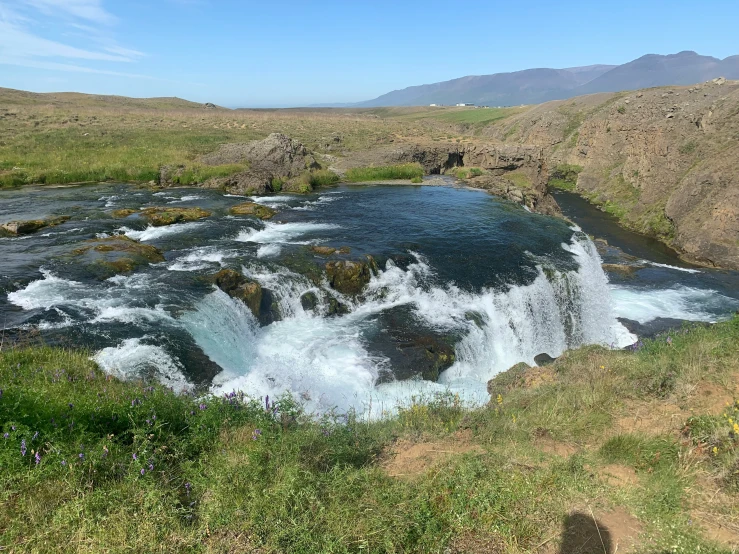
[2,181,738,416]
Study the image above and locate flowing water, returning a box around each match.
[1,181,737,416]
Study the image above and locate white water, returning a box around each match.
[641,261,702,274]
[187,234,637,416]
[611,285,738,323]
[119,222,205,241]
[9,232,734,417]
[93,338,190,392]
[234,222,340,245]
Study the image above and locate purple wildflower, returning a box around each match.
[20,440,27,456]
[61,460,66,466]
[11,426,15,431]
[32,431,38,441]
[79,453,84,460]
[35,452,41,465]
[132,453,137,460]
[199,403,207,411]
[252,429,262,441]
[148,463,154,471]
[0,388,3,398]
[184,482,191,496]
[265,395,270,411]
[140,468,145,476]
[666,336,673,345]
[3,433,8,439]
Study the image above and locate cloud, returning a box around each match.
[0,0,151,78]
[22,0,115,25]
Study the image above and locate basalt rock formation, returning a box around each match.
[0,216,70,237]
[325,256,379,296]
[485,78,739,269]
[213,269,263,318]
[200,133,320,195]
[70,236,165,280]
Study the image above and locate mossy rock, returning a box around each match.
[229,202,277,220]
[310,245,351,257]
[140,207,211,226]
[0,216,70,236]
[486,362,531,396]
[111,208,137,219]
[213,269,262,317]
[71,235,165,279]
[325,256,378,296]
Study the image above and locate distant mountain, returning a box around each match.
[356,52,739,107]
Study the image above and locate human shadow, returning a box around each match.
[558,511,613,554]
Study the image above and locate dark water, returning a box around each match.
[1,182,737,414]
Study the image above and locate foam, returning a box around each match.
[234,222,340,244]
[610,285,739,324]
[119,222,205,241]
[641,261,702,274]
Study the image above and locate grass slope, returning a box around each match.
[2,318,738,552]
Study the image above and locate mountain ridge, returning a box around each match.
[355,51,739,107]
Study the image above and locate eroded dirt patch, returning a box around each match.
[382,430,483,478]
[597,464,639,488]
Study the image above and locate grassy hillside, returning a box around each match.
[2,318,738,552]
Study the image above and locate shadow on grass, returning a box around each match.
[559,511,613,554]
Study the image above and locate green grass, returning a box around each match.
[548,164,583,191]
[2,317,738,552]
[344,163,424,182]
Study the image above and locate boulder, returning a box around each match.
[213,269,262,318]
[71,236,165,279]
[0,216,70,236]
[140,207,211,226]
[325,256,378,296]
[201,133,319,195]
[229,202,276,219]
[300,291,319,312]
[534,353,557,366]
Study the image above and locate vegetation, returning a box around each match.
[344,163,424,182]
[547,163,583,191]
[2,317,739,552]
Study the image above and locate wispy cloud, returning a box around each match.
[0,0,148,77]
[23,0,116,25]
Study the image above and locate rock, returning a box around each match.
[370,306,457,383]
[666,113,675,119]
[327,297,350,316]
[325,256,378,296]
[140,207,211,226]
[712,77,726,85]
[203,102,217,109]
[534,353,557,366]
[229,202,276,219]
[0,216,70,236]
[300,291,319,312]
[310,246,336,256]
[111,209,137,219]
[71,236,165,279]
[213,269,262,318]
[601,263,641,277]
[200,133,319,195]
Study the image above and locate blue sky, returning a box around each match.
[1,0,737,107]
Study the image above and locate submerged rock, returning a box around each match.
[111,209,137,219]
[213,269,263,318]
[0,216,70,237]
[71,235,165,279]
[140,207,211,227]
[309,245,351,257]
[325,256,379,296]
[300,291,319,312]
[229,202,276,220]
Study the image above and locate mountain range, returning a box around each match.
[355,51,739,107]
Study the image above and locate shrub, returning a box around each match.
[308,169,340,187]
[617,106,626,114]
[548,164,583,191]
[468,167,483,177]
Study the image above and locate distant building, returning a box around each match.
[429,104,438,107]
[456,103,475,107]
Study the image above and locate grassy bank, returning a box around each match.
[2,317,738,552]
[344,163,424,182]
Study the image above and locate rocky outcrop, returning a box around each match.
[0,216,70,237]
[484,79,739,269]
[309,245,351,256]
[71,236,165,279]
[200,133,319,195]
[213,269,262,318]
[325,256,379,296]
[140,207,211,226]
[229,202,276,220]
